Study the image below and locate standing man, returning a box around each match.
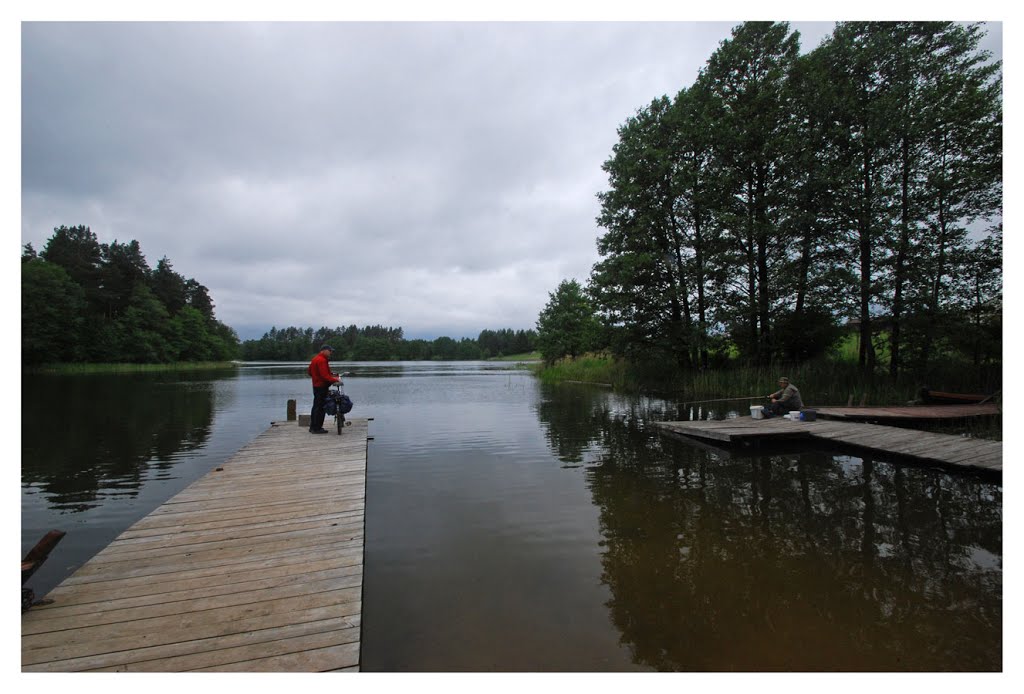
[308,344,340,434]
[766,376,803,417]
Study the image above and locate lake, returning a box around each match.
[21,362,1002,671]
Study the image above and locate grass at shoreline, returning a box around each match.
[25,361,239,375]
[488,352,541,362]
[534,353,1001,407]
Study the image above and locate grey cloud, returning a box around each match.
[25,21,995,340]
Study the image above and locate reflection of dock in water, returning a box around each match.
[22,419,371,672]
[654,417,1001,473]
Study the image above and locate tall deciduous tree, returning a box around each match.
[817,21,1001,374]
[536,279,601,364]
[913,22,1002,368]
[582,20,999,376]
[592,96,697,366]
[697,21,801,363]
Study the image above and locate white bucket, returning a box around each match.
[750,405,764,419]
[789,411,802,421]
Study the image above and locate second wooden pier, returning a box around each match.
[22,418,371,672]
[654,417,1001,473]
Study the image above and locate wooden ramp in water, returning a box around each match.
[22,419,371,672]
[653,418,1001,473]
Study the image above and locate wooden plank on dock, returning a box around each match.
[652,418,1000,473]
[814,403,1000,421]
[22,419,370,673]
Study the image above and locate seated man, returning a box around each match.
[766,376,803,417]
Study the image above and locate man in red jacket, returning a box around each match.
[308,344,340,433]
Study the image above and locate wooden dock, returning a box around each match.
[22,418,371,672]
[654,418,1001,473]
[813,403,1000,421]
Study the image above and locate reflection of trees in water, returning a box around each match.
[534,390,1001,670]
[535,383,677,466]
[22,374,215,511]
[592,425,1001,671]
[534,383,613,465]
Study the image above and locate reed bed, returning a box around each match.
[535,354,1001,409]
[488,352,542,362]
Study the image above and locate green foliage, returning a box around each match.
[239,324,532,362]
[534,354,627,387]
[536,279,602,364]
[772,307,845,362]
[40,225,103,300]
[23,226,240,365]
[582,20,1000,377]
[489,351,541,362]
[477,328,538,358]
[21,259,86,364]
[152,257,188,315]
[537,352,1000,408]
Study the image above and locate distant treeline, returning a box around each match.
[22,225,240,365]
[240,325,537,361]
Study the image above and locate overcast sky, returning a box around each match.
[17,17,1004,341]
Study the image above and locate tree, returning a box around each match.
[782,43,857,327]
[592,96,697,366]
[583,20,1000,375]
[947,228,1001,366]
[184,279,215,319]
[536,279,601,364]
[115,284,173,362]
[97,239,151,319]
[40,225,103,306]
[817,22,1001,374]
[22,259,86,364]
[26,225,240,365]
[697,21,801,363]
[817,23,899,372]
[913,23,1002,368]
[170,307,215,362]
[151,256,188,315]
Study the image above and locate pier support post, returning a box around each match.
[287,399,297,421]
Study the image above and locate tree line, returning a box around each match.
[22,225,240,365]
[240,325,537,361]
[538,22,1001,376]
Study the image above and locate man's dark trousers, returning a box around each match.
[310,385,329,431]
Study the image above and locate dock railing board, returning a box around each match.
[22,418,371,673]
[653,418,1001,473]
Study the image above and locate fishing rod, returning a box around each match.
[679,395,766,406]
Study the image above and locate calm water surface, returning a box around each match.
[21,362,1002,671]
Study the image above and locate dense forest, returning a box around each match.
[240,326,537,361]
[537,21,1002,379]
[20,224,536,366]
[22,225,240,365]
